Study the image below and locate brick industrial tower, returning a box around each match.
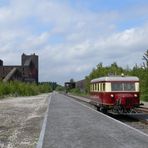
[0,53,38,83]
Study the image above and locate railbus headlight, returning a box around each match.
[110,94,114,98]
[134,94,138,97]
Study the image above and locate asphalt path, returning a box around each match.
[41,93,148,148]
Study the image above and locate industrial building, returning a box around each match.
[0,53,38,83]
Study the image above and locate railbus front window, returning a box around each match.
[124,83,135,91]
[111,82,136,91]
[111,83,123,91]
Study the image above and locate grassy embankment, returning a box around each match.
[69,88,88,97]
[0,81,52,98]
[140,91,148,102]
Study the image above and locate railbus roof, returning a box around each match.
[91,76,139,83]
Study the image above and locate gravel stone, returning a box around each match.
[0,93,49,148]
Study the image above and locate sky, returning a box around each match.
[0,0,148,85]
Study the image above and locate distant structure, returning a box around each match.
[64,79,86,93]
[0,53,38,83]
[65,82,75,90]
[75,79,86,92]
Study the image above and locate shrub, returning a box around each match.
[56,85,65,92]
[0,81,52,98]
[70,88,81,94]
[140,94,148,102]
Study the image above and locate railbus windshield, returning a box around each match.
[111,82,135,91]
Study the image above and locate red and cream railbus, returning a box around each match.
[90,76,140,113]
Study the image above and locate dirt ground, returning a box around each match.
[0,93,49,148]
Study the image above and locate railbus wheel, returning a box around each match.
[100,107,107,114]
[96,106,100,111]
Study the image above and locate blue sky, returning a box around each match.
[0,0,148,84]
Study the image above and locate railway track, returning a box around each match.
[137,107,148,114]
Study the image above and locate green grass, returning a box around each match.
[69,88,89,97]
[0,81,52,98]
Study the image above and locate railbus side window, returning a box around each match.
[98,83,100,92]
[103,83,105,91]
[100,83,102,92]
[96,83,98,91]
[92,84,94,91]
[93,84,95,91]
[97,83,99,91]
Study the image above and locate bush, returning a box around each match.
[56,85,65,92]
[70,88,81,94]
[0,81,52,98]
[38,83,52,94]
[140,94,148,102]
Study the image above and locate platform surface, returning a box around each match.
[42,93,148,148]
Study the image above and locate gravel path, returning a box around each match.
[0,93,49,148]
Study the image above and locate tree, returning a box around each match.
[110,62,122,75]
[142,49,148,68]
[70,78,74,83]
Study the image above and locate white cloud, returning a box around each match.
[0,0,148,84]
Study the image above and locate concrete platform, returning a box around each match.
[41,93,148,148]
